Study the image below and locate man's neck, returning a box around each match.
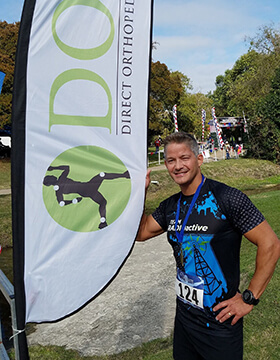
[180,173,203,196]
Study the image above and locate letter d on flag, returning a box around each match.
[12,1,153,355]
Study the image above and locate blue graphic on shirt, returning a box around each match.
[195,191,226,220]
[184,233,227,308]
[170,191,228,309]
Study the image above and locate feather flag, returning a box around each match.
[173,104,178,132]
[211,107,224,149]
[201,109,206,141]
[243,111,249,134]
[12,1,154,346]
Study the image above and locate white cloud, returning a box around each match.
[153,35,219,52]
[184,62,235,94]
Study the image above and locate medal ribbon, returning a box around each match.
[175,174,205,244]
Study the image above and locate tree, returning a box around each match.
[248,67,280,163]
[246,24,280,55]
[178,92,212,139]
[210,71,232,117]
[212,25,280,119]
[210,24,280,162]
[148,61,190,142]
[0,21,19,129]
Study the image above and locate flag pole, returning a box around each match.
[11,1,37,358]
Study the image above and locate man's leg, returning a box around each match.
[197,329,243,360]
[173,316,203,360]
[173,314,243,360]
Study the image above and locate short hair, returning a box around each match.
[164,132,199,156]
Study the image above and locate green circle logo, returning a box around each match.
[43,146,131,232]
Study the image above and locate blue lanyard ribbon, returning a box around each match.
[175,175,205,244]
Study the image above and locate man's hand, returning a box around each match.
[145,169,151,190]
[213,292,253,325]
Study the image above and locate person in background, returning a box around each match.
[155,138,161,154]
[225,141,231,160]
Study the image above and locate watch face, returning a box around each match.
[242,290,259,305]
[243,290,252,302]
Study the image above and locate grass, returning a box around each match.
[0,194,12,248]
[145,157,280,214]
[2,157,280,359]
[9,338,174,360]
[0,158,11,189]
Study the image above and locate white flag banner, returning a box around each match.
[12,0,153,323]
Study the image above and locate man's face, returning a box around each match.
[164,142,203,193]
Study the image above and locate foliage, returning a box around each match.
[247,67,280,162]
[148,61,189,142]
[0,21,19,128]
[148,61,212,143]
[211,24,280,162]
[211,50,276,117]
[246,23,280,55]
[178,92,212,138]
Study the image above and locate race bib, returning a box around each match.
[175,269,204,309]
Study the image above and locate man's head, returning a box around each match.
[164,132,199,157]
[163,132,203,195]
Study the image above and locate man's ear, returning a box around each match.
[198,153,204,167]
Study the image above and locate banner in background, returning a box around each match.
[172,104,178,132]
[0,71,6,93]
[211,107,224,149]
[12,0,153,324]
[201,109,206,141]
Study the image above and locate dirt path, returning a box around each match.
[27,233,176,356]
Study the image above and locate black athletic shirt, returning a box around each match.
[152,178,265,335]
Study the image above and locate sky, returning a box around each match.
[1,0,280,94]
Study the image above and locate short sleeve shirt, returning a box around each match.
[152,178,264,334]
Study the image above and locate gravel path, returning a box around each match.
[27,233,177,356]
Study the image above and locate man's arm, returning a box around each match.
[243,220,280,298]
[214,220,280,325]
[136,169,165,241]
[136,213,164,241]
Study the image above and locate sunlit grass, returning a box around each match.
[0,159,11,189]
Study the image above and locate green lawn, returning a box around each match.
[0,158,11,189]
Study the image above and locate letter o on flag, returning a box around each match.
[52,0,115,60]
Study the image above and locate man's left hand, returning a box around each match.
[213,292,253,325]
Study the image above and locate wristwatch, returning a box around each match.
[242,289,259,305]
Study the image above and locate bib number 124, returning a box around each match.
[175,278,204,309]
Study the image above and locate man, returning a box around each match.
[225,141,231,160]
[136,132,280,360]
[155,138,161,154]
